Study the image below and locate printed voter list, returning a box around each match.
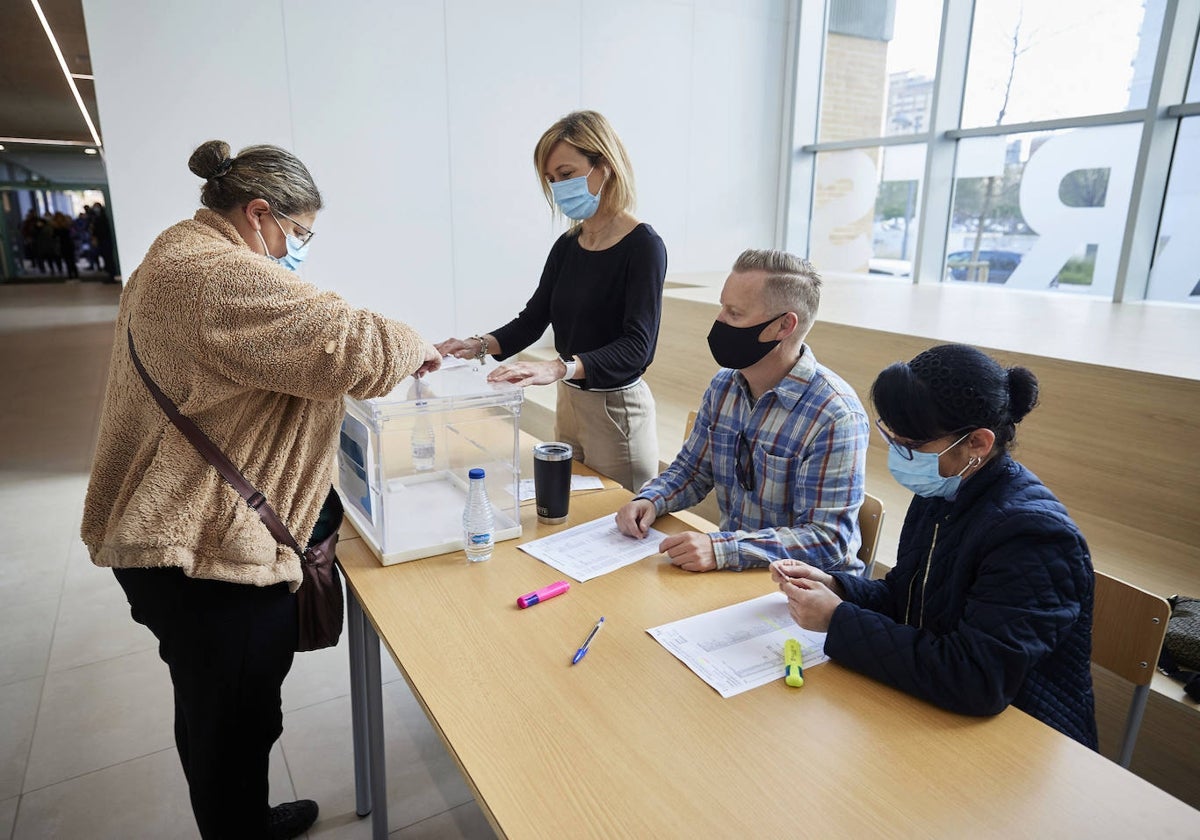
[517,515,667,581]
[648,592,828,698]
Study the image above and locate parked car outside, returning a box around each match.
[868,258,912,278]
[946,250,1023,283]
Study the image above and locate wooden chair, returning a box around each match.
[683,411,885,576]
[1091,571,1171,768]
[857,493,884,578]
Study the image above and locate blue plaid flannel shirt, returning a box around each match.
[635,347,868,572]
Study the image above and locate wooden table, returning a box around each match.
[338,472,1199,839]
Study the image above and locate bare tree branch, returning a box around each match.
[967,5,1026,281]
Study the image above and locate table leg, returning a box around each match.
[347,590,372,817]
[361,602,388,840]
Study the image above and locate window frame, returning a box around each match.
[781,0,1200,304]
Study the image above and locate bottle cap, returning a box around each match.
[469,468,485,479]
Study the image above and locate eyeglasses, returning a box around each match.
[735,430,754,492]
[273,211,316,246]
[875,418,975,461]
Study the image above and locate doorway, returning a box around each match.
[1,185,119,284]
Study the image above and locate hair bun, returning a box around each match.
[188,140,233,180]
[1006,366,1039,423]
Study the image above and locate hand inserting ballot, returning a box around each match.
[414,342,442,377]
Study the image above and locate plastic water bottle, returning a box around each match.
[462,468,494,562]
[411,405,435,471]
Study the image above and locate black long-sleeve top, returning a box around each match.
[490,224,667,390]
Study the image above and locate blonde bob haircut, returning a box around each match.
[533,110,636,228]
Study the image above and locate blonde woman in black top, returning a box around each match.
[437,110,667,491]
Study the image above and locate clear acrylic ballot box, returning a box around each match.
[336,359,523,565]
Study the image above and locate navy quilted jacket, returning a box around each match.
[826,454,1098,748]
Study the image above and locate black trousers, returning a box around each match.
[114,567,297,839]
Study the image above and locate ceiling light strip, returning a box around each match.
[0,136,95,146]
[29,0,103,149]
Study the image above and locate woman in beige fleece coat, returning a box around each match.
[82,139,439,840]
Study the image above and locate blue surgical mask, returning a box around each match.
[550,166,601,220]
[886,431,973,499]
[258,213,309,271]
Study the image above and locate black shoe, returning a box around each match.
[268,799,319,839]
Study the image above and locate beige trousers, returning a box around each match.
[554,379,659,492]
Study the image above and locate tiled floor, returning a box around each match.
[0,283,494,839]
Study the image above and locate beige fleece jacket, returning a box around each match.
[82,209,425,591]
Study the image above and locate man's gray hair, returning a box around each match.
[731,249,822,334]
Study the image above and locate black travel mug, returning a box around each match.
[533,442,573,524]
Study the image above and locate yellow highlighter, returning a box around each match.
[784,638,805,687]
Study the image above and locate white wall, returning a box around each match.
[83,0,791,342]
[83,1,294,268]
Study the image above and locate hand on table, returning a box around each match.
[615,499,657,538]
[487,360,565,387]
[617,502,715,571]
[659,532,717,573]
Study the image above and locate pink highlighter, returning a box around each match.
[517,580,570,609]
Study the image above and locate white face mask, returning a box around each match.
[886,431,973,499]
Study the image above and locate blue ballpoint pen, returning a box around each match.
[571,617,605,665]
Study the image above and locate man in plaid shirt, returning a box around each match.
[616,249,868,573]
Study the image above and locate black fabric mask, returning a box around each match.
[706,314,785,369]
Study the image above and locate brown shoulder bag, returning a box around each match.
[126,328,344,651]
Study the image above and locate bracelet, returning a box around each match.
[470,335,488,362]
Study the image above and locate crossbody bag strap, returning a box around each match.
[126,327,306,559]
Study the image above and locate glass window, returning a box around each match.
[1189,31,1200,100]
[810,144,925,279]
[962,1,1157,128]
[817,0,944,142]
[948,124,1141,295]
[1146,118,1200,303]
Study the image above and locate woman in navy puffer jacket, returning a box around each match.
[772,344,1097,748]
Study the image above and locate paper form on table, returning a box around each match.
[647,592,828,698]
[517,515,667,582]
